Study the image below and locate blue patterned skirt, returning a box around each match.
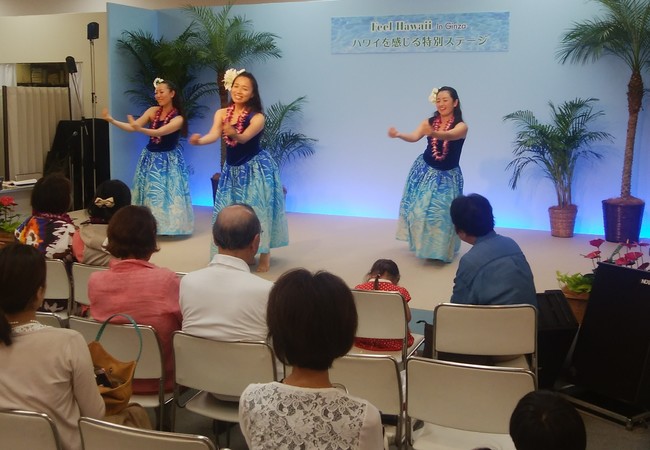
[213,150,289,254]
[396,155,463,262]
[132,145,194,235]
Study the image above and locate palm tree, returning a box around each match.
[504,98,611,209]
[261,96,318,170]
[184,4,281,167]
[116,27,219,121]
[557,0,650,240]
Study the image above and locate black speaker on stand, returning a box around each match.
[46,24,108,211]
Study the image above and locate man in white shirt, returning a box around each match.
[180,203,273,341]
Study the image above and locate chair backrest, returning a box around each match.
[35,311,65,328]
[79,417,215,450]
[406,357,536,434]
[352,289,408,341]
[0,409,62,450]
[330,354,402,415]
[69,316,163,380]
[44,259,71,313]
[434,303,537,356]
[173,331,277,397]
[71,262,107,306]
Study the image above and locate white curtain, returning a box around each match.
[0,64,16,87]
[5,86,71,180]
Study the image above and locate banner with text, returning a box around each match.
[331,12,509,54]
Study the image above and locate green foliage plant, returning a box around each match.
[260,96,317,170]
[116,27,219,122]
[557,0,650,202]
[503,98,612,208]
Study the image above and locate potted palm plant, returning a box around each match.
[261,96,318,171]
[557,0,650,242]
[504,98,612,237]
[116,27,219,121]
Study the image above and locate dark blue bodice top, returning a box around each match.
[422,117,465,170]
[225,114,263,166]
[146,129,180,152]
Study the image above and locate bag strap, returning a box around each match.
[94,313,143,362]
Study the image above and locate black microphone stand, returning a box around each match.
[67,56,86,208]
[89,28,98,192]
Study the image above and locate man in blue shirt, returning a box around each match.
[449,194,537,307]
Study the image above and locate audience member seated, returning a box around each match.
[354,258,414,351]
[510,390,586,450]
[450,193,537,307]
[239,268,384,450]
[180,203,272,341]
[72,179,131,266]
[88,205,181,395]
[0,243,105,450]
[14,173,76,312]
[14,173,75,263]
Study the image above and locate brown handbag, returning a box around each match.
[88,313,142,416]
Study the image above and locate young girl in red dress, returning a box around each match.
[353,259,414,351]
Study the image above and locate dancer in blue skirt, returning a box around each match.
[388,86,468,262]
[102,78,194,235]
[190,70,288,272]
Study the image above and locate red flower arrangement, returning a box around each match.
[0,195,21,233]
[583,238,649,271]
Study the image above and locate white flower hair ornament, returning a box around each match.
[153,77,165,89]
[223,68,246,91]
[428,87,440,105]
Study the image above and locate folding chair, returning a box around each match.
[43,259,71,322]
[330,354,405,448]
[406,357,536,449]
[71,262,107,311]
[35,311,66,328]
[79,417,215,450]
[0,409,62,450]
[349,289,424,366]
[69,316,172,430]
[172,331,277,448]
[433,303,538,381]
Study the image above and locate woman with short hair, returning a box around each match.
[239,268,383,449]
[88,205,181,395]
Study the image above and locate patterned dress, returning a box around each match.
[354,279,415,351]
[15,212,75,312]
[132,111,194,235]
[212,114,288,255]
[239,382,383,450]
[396,118,465,262]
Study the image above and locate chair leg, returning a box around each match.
[212,420,221,449]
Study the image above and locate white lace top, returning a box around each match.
[239,382,384,450]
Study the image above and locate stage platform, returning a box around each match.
[150,206,603,312]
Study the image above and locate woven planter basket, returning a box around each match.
[602,198,645,243]
[548,205,577,238]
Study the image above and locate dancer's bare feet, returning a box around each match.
[257,252,270,272]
